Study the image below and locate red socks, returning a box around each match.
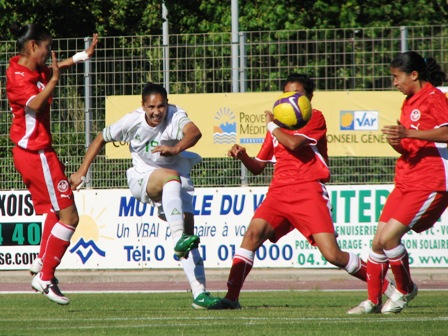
[225,248,254,301]
[384,245,413,294]
[38,211,59,259]
[367,251,389,305]
[40,223,74,281]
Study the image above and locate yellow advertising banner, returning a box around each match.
[105,91,410,158]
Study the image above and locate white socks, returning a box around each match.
[162,180,184,238]
[345,252,362,274]
[181,248,206,299]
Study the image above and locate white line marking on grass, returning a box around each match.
[1,288,448,294]
[2,316,448,323]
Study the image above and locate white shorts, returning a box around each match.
[126,166,194,213]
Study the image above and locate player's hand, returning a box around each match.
[382,120,407,146]
[265,110,274,124]
[50,51,60,81]
[382,125,401,146]
[152,145,178,156]
[69,172,86,191]
[85,33,99,58]
[228,144,246,160]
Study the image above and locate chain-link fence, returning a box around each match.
[1,25,448,189]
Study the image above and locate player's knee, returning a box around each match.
[241,227,266,250]
[372,236,385,250]
[376,233,398,251]
[161,169,180,181]
[322,250,347,268]
[58,206,79,228]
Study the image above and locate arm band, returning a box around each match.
[76,176,86,191]
[267,121,280,134]
[72,51,90,63]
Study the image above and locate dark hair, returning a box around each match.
[390,51,446,87]
[142,82,168,102]
[282,73,316,96]
[11,23,52,52]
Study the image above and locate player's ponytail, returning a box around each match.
[390,51,446,87]
[12,23,52,52]
[424,57,446,87]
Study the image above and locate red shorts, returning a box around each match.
[253,181,334,246]
[379,188,448,233]
[13,147,74,215]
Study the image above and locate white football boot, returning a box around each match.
[384,278,397,298]
[32,274,69,305]
[381,284,418,314]
[347,300,381,314]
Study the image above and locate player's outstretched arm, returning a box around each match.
[28,51,59,113]
[266,110,309,151]
[152,121,202,156]
[228,144,267,175]
[58,33,99,70]
[383,121,448,143]
[70,132,106,190]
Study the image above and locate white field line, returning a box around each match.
[1,288,448,294]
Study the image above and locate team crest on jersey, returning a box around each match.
[37,81,45,91]
[57,180,69,192]
[410,109,421,122]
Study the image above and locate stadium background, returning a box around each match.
[1,25,448,272]
[1,25,448,188]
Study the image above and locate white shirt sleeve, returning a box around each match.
[167,106,192,140]
[103,111,139,143]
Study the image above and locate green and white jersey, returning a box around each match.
[103,104,192,172]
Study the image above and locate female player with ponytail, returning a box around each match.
[6,23,98,304]
[348,51,448,314]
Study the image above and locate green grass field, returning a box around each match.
[0,291,447,336]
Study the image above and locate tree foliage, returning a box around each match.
[1,0,448,39]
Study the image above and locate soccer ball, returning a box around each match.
[272,92,312,130]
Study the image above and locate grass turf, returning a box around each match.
[0,291,447,336]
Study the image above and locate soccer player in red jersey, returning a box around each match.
[6,23,98,305]
[348,51,448,314]
[209,74,394,310]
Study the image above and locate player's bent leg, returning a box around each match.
[174,234,200,259]
[313,232,349,268]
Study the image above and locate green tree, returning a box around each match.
[1,0,448,39]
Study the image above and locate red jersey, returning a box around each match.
[395,83,448,191]
[6,55,53,151]
[256,109,330,188]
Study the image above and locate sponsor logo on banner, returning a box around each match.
[340,110,379,131]
[213,107,236,144]
[69,194,108,264]
[1,187,448,270]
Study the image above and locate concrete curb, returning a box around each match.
[2,268,448,291]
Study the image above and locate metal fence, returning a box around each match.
[1,25,448,189]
